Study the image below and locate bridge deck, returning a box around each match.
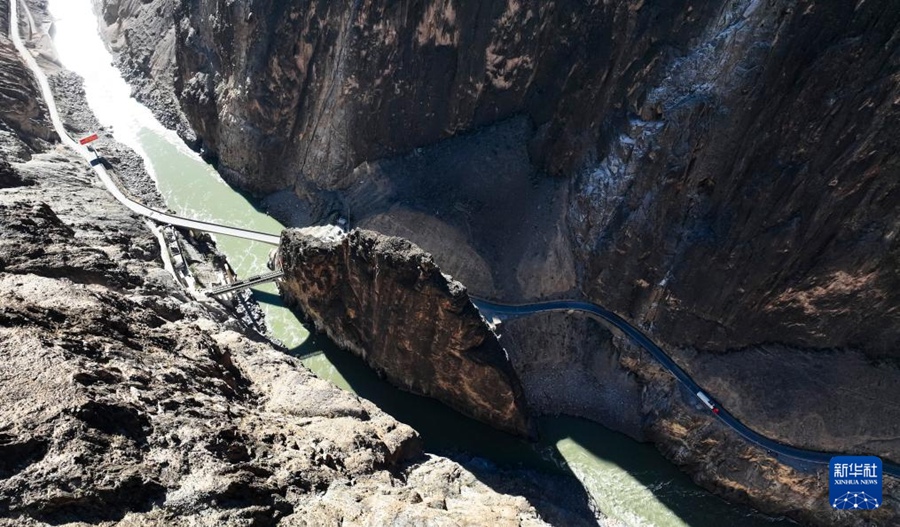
[205,271,285,296]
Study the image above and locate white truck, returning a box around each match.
[696,391,720,414]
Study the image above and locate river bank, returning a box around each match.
[45,64,269,334]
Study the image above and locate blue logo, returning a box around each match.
[829,456,882,510]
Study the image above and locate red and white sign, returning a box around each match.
[79,133,99,145]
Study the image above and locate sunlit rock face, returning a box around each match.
[0,2,55,152]
[278,228,533,438]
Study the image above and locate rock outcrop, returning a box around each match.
[278,228,533,438]
[0,199,551,525]
[0,1,55,152]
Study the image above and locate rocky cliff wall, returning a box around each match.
[570,0,900,358]
[277,228,533,437]
[0,1,55,152]
[167,0,719,193]
[91,0,196,144]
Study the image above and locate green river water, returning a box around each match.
[47,1,795,525]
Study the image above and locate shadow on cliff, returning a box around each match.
[541,416,797,527]
[251,292,596,523]
[254,290,792,526]
[253,291,549,463]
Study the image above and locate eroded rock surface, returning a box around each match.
[278,228,533,438]
[0,2,54,153]
[0,253,548,525]
[0,118,564,527]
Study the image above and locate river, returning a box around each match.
[45,1,793,525]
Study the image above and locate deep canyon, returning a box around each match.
[2,0,899,524]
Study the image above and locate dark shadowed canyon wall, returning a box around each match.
[170,0,715,191]
[158,0,900,359]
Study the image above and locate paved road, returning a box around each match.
[472,298,900,479]
[8,0,281,246]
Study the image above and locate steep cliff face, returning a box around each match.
[91,0,196,143]
[571,0,900,358]
[278,228,533,438]
[0,1,55,152]
[170,0,716,193]
[150,0,900,357]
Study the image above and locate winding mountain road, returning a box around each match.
[472,298,900,478]
[8,0,280,246]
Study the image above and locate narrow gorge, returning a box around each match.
[3,0,898,525]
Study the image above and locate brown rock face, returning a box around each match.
[278,228,533,437]
[568,0,900,359]
[155,0,900,357]
[170,0,714,193]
